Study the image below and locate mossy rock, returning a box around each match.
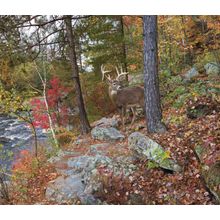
[203,161,220,203]
[128,132,182,172]
[195,145,206,161]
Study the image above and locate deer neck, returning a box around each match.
[108,87,118,103]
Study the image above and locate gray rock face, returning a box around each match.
[91,126,125,141]
[47,150,64,164]
[83,155,137,195]
[91,117,119,128]
[204,62,220,77]
[48,150,75,163]
[45,174,85,204]
[128,132,182,172]
[184,67,199,81]
[67,155,112,174]
[46,153,137,204]
[90,143,110,155]
[45,173,100,205]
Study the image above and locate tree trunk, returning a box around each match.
[64,16,91,134]
[143,15,166,133]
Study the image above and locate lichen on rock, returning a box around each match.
[128,132,182,172]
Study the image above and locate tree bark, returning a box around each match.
[64,16,91,134]
[143,15,166,133]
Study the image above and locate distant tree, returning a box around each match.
[0,15,91,134]
[78,16,131,75]
[143,15,166,133]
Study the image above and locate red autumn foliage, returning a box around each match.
[12,150,34,174]
[30,76,71,129]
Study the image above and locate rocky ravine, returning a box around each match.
[45,117,182,205]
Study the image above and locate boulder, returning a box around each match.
[67,154,137,195]
[204,161,220,203]
[83,156,137,195]
[91,126,125,141]
[128,132,182,172]
[46,152,138,204]
[204,62,220,77]
[195,145,220,203]
[91,117,119,128]
[183,67,199,81]
[45,174,85,204]
[67,155,112,174]
[45,172,101,205]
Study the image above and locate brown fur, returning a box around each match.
[108,84,145,129]
[115,86,144,108]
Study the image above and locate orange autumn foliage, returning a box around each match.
[11,149,58,204]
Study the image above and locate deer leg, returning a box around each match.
[122,106,126,130]
[118,106,124,129]
[119,106,126,131]
[130,106,136,125]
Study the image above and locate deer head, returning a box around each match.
[101,64,128,91]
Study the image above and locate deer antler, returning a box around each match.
[101,64,112,81]
[106,74,112,82]
[115,65,128,81]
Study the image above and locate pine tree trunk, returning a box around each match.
[64,16,91,134]
[143,15,166,133]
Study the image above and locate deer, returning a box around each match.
[101,64,145,130]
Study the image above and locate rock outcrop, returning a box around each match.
[128,132,182,172]
[46,151,136,204]
[91,117,119,128]
[91,126,125,141]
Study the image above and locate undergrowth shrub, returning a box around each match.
[11,149,58,204]
[194,50,220,72]
[94,170,132,204]
[81,73,115,122]
[56,127,78,147]
[162,73,216,109]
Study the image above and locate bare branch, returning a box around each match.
[17,17,64,28]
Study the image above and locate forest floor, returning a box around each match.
[5,75,220,205]
[52,94,219,205]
